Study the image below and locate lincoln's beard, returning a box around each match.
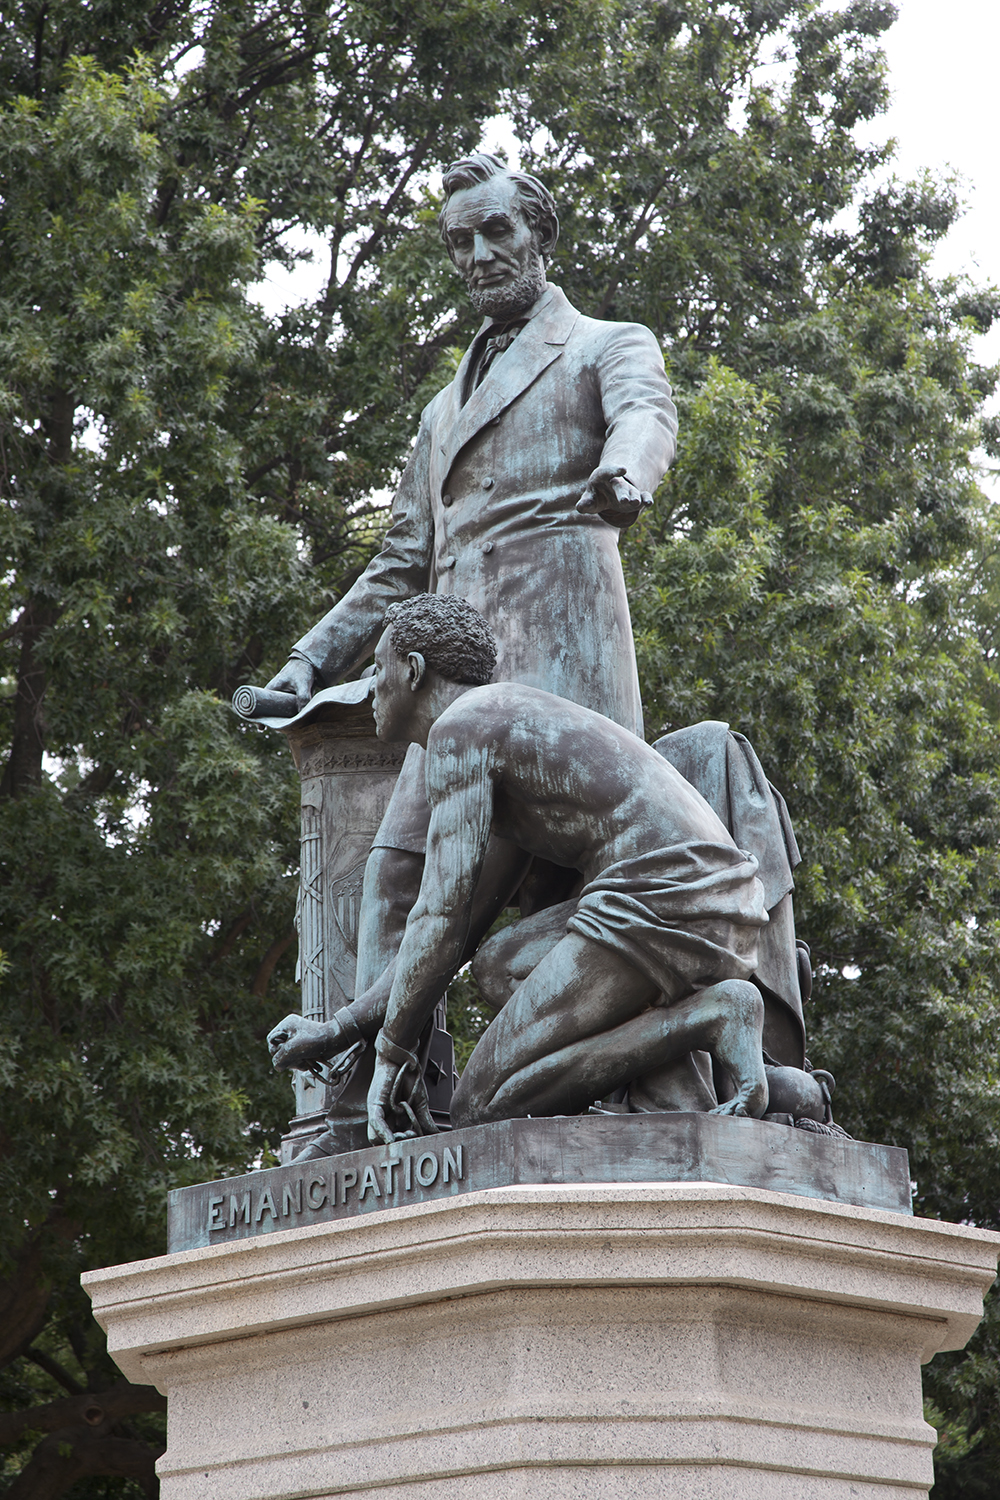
[467,258,547,320]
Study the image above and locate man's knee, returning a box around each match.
[448,1071,479,1129]
[449,1057,500,1128]
[705,977,764,1025]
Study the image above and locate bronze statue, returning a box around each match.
[269,597,771,1143]
[263,153,677,1148]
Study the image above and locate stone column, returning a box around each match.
[279,696,408,1160]
[85,1183,1000,1500]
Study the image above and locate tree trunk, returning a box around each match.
[0,598,57,797]
[0,1232,53,1364]
[0,386,74,797]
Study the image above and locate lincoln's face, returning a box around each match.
[441,176,545,319]
[372,628,414,743]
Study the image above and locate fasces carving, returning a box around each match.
[297,784,325,1026]
[323,835,377,1010]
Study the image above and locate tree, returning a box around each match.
[3,0,999,1494]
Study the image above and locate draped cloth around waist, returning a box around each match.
[566,841,768,1001]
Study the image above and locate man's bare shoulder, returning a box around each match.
[429,682,559,743]
[429,683,642,754]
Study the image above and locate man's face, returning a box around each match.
[372,628,415,743]
[442,176,546,319]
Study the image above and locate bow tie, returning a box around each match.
[470,320,527,393]
[482,322,525,358]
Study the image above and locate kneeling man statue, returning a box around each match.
[269,594,772,1144]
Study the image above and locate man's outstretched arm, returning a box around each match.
[367,760,494,1143]
[382,773,493,1052]
[577,322,676,530]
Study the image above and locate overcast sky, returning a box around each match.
[869,0,1000,491]
[876,0,999,293]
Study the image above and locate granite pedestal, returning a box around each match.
[84,1122,1000,1500]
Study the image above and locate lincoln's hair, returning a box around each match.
[438,152,559,260]
[384,595,497,686]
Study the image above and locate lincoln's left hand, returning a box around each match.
[576,465,654,529]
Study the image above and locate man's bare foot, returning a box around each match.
[696,979,768,1118]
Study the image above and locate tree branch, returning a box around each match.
[4,1421,164,1500]
[252,930,295,997]
[0,609,27,646]
[338,115,442,295]
[0,1379,166,1447]
[23,1347,84,1396]
[211,907,255,965]
[595,168,673,320]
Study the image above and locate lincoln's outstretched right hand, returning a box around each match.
[265,655,317,712]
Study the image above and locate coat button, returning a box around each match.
[489,415,501,426]
[482,541,494,554]
[443,555,457,569]
[482,477,494,490]
[442,493,454,507]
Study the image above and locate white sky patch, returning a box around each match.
[249,226,329,318]
[170,42,205,80]
[862,0,1000,498]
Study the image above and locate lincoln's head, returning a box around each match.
[438,152,559,320]
[373,595,497,744]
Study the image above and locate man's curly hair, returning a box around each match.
[384,595,497,686]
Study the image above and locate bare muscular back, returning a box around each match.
[425,682,736,882]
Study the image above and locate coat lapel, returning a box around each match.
[436,286,580,479]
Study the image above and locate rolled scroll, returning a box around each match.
[232,685,298,720]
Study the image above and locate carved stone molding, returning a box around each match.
[298,741,408,779]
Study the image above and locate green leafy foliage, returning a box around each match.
[2,0,1000,1494]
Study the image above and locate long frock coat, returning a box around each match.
[291,283,678,745]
